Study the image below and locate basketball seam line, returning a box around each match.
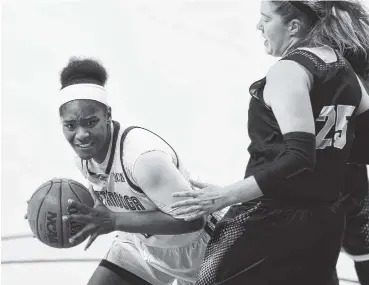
[27,182,52,237]
[67,181,84,204]
[69,181,90,196]
[59,181,64,248]
[35,181,55,242]
[67,181,85,248]
[28,183,51,202]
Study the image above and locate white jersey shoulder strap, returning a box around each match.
[81,121,121,179]
[119,126,180,194]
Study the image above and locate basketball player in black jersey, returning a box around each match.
[340,164,369,285]
[169,1,369,285]
[339,54,369,284]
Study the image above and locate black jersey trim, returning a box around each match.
[119,126,180,194]
[83,121,121,176]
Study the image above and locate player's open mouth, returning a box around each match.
[76,142,94,149]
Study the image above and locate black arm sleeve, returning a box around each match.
[254,132,316,196]
[349,110,369,165]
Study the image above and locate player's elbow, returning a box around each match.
[284,149,315,178]
[284,132,316,173]
[296,150,315,171]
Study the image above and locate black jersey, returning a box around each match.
[245,49,362,204]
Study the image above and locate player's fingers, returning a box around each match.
[68,199,92,214]
[69,224,96,244]
[84,231,100,251]
[172,191,199,198]
[88,185,102,205]
[170,198,201,209]
[189,180,210,189]
[173,205,202,216]
[63,214,90,224]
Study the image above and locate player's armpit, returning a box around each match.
[132,150,206,229]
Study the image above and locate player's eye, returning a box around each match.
[64,123,75,130]
[260,14,270,22]
[87,120,99,127]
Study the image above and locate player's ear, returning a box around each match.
[106,106,112,123]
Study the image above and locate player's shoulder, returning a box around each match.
[273,45,338,83]
[121,126,169,148]
[267,59,306,76]
[123,126,156,140]
[297,46,338,64]
[120,126,177,162]
[266,59,312,89]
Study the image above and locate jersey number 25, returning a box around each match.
[316,105,355,150]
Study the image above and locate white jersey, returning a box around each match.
[75,121,229,284]
[76,122,204,247]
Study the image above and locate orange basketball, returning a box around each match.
[26,178,94,248]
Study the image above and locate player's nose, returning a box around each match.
[256,19,263,31]
[75,127,91,143]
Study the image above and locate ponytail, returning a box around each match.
[304,1,369,57]
[272,1,369,77]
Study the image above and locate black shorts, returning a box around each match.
[98,259,153,285]
[195,201,345,285]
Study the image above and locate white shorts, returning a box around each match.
[104,231,210,285]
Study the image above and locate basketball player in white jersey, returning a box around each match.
[58,58,222,285]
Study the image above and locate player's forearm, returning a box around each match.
[113,210,205,235]
[222,176,264,206]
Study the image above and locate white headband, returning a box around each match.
[59,83,108,107]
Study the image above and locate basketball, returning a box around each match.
[26,178,94,248]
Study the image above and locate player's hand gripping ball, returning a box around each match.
[62,185,117,250]
[25,178,94,248]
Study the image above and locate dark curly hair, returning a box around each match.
[60,57,108,89]
[59,57,109,115]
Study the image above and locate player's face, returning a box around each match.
[60,100,110,161]
[256,1,294,57]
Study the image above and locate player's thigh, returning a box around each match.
[87,260,153,285]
